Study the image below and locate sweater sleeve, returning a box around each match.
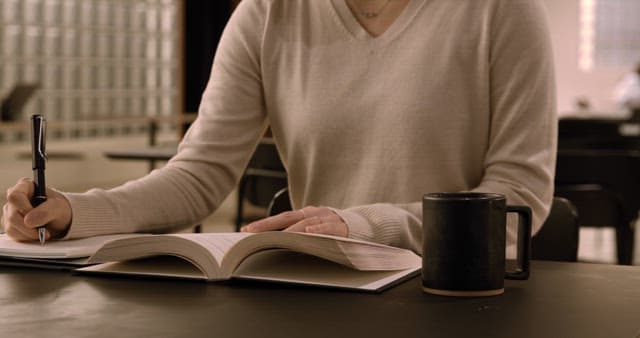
[334,0,557,255]
[62,0,269,239]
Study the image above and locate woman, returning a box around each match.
[2,0,556,254]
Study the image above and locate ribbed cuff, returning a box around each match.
[332,204,401,247]
[61,191,123,239]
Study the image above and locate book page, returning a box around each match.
[232,249,420,292]
[79,256,208,280]
[336,240,422,270]
[86,233,254,279]
[77,233,422,290]
[169,232,253,265]
[0,234,138,259]
[222,232,421,273]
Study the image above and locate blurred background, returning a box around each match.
[0,0,242,231]
[0,0,639,264]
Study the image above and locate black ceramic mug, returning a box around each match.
[422,192,531,297]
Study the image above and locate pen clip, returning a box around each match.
[31,114,47,170]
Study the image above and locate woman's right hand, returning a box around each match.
[2,178,72,242]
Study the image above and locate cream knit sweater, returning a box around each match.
[64,0,557,254]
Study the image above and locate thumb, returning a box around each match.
[23,193,71,233]
[23,200,57,229]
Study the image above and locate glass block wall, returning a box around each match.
[579,0,640,71]
[0,0,180,143]
[593,0,640,68]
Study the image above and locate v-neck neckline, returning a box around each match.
[330,0,425,44]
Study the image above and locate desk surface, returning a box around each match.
[103,138,278,162]
[1,261,639,338]
[103,145,178,161]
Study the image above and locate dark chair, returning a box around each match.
[556,118,640,265]
[554,183,632,264]
[235,139,288,230]
[532,197,579,262]
[1,83,39,122]
[267,188,292,217]
[630,109,640,123]
[555,150,639,265]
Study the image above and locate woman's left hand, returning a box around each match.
[241,206,348,237]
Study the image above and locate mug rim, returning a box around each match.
[423,192,505,201]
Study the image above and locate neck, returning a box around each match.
[345,0,411,37]
[349,0,394,19]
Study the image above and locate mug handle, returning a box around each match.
[504,205,532,280]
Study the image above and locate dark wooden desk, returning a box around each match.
[559,117,640,150]
[104,145,177,172]
[104,146,178,161]
[102,138,280,164]
[1,261,639,338]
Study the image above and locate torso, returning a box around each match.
[261,0,492,207]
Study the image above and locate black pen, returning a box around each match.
[31,114,48,245]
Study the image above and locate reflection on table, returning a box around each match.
[1,260,639,338]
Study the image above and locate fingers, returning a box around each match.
[303,219,349,237]
[23,199,57,229]
[2,202,39,242]
[241,209,305,233]
[24,190,72,238]
[3,178,72,242]
[6,177,35,215]
[284,214,348,237]
[241,205,329,232]
[242,206,348,237]
[3,178,39,241]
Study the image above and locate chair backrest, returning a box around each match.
[1,83,39,122]
[555,150,640,225]
[244,140,287,207]
[555,183,624,227]
[531,197,580,262]
[267,188,292,217]
[235,140,288,229]
[553,182,634,265]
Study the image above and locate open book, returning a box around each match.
[0,234,136,269]
[0,232,421,292]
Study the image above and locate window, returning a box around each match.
[0,0,180,143]
[579,0,640,71]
